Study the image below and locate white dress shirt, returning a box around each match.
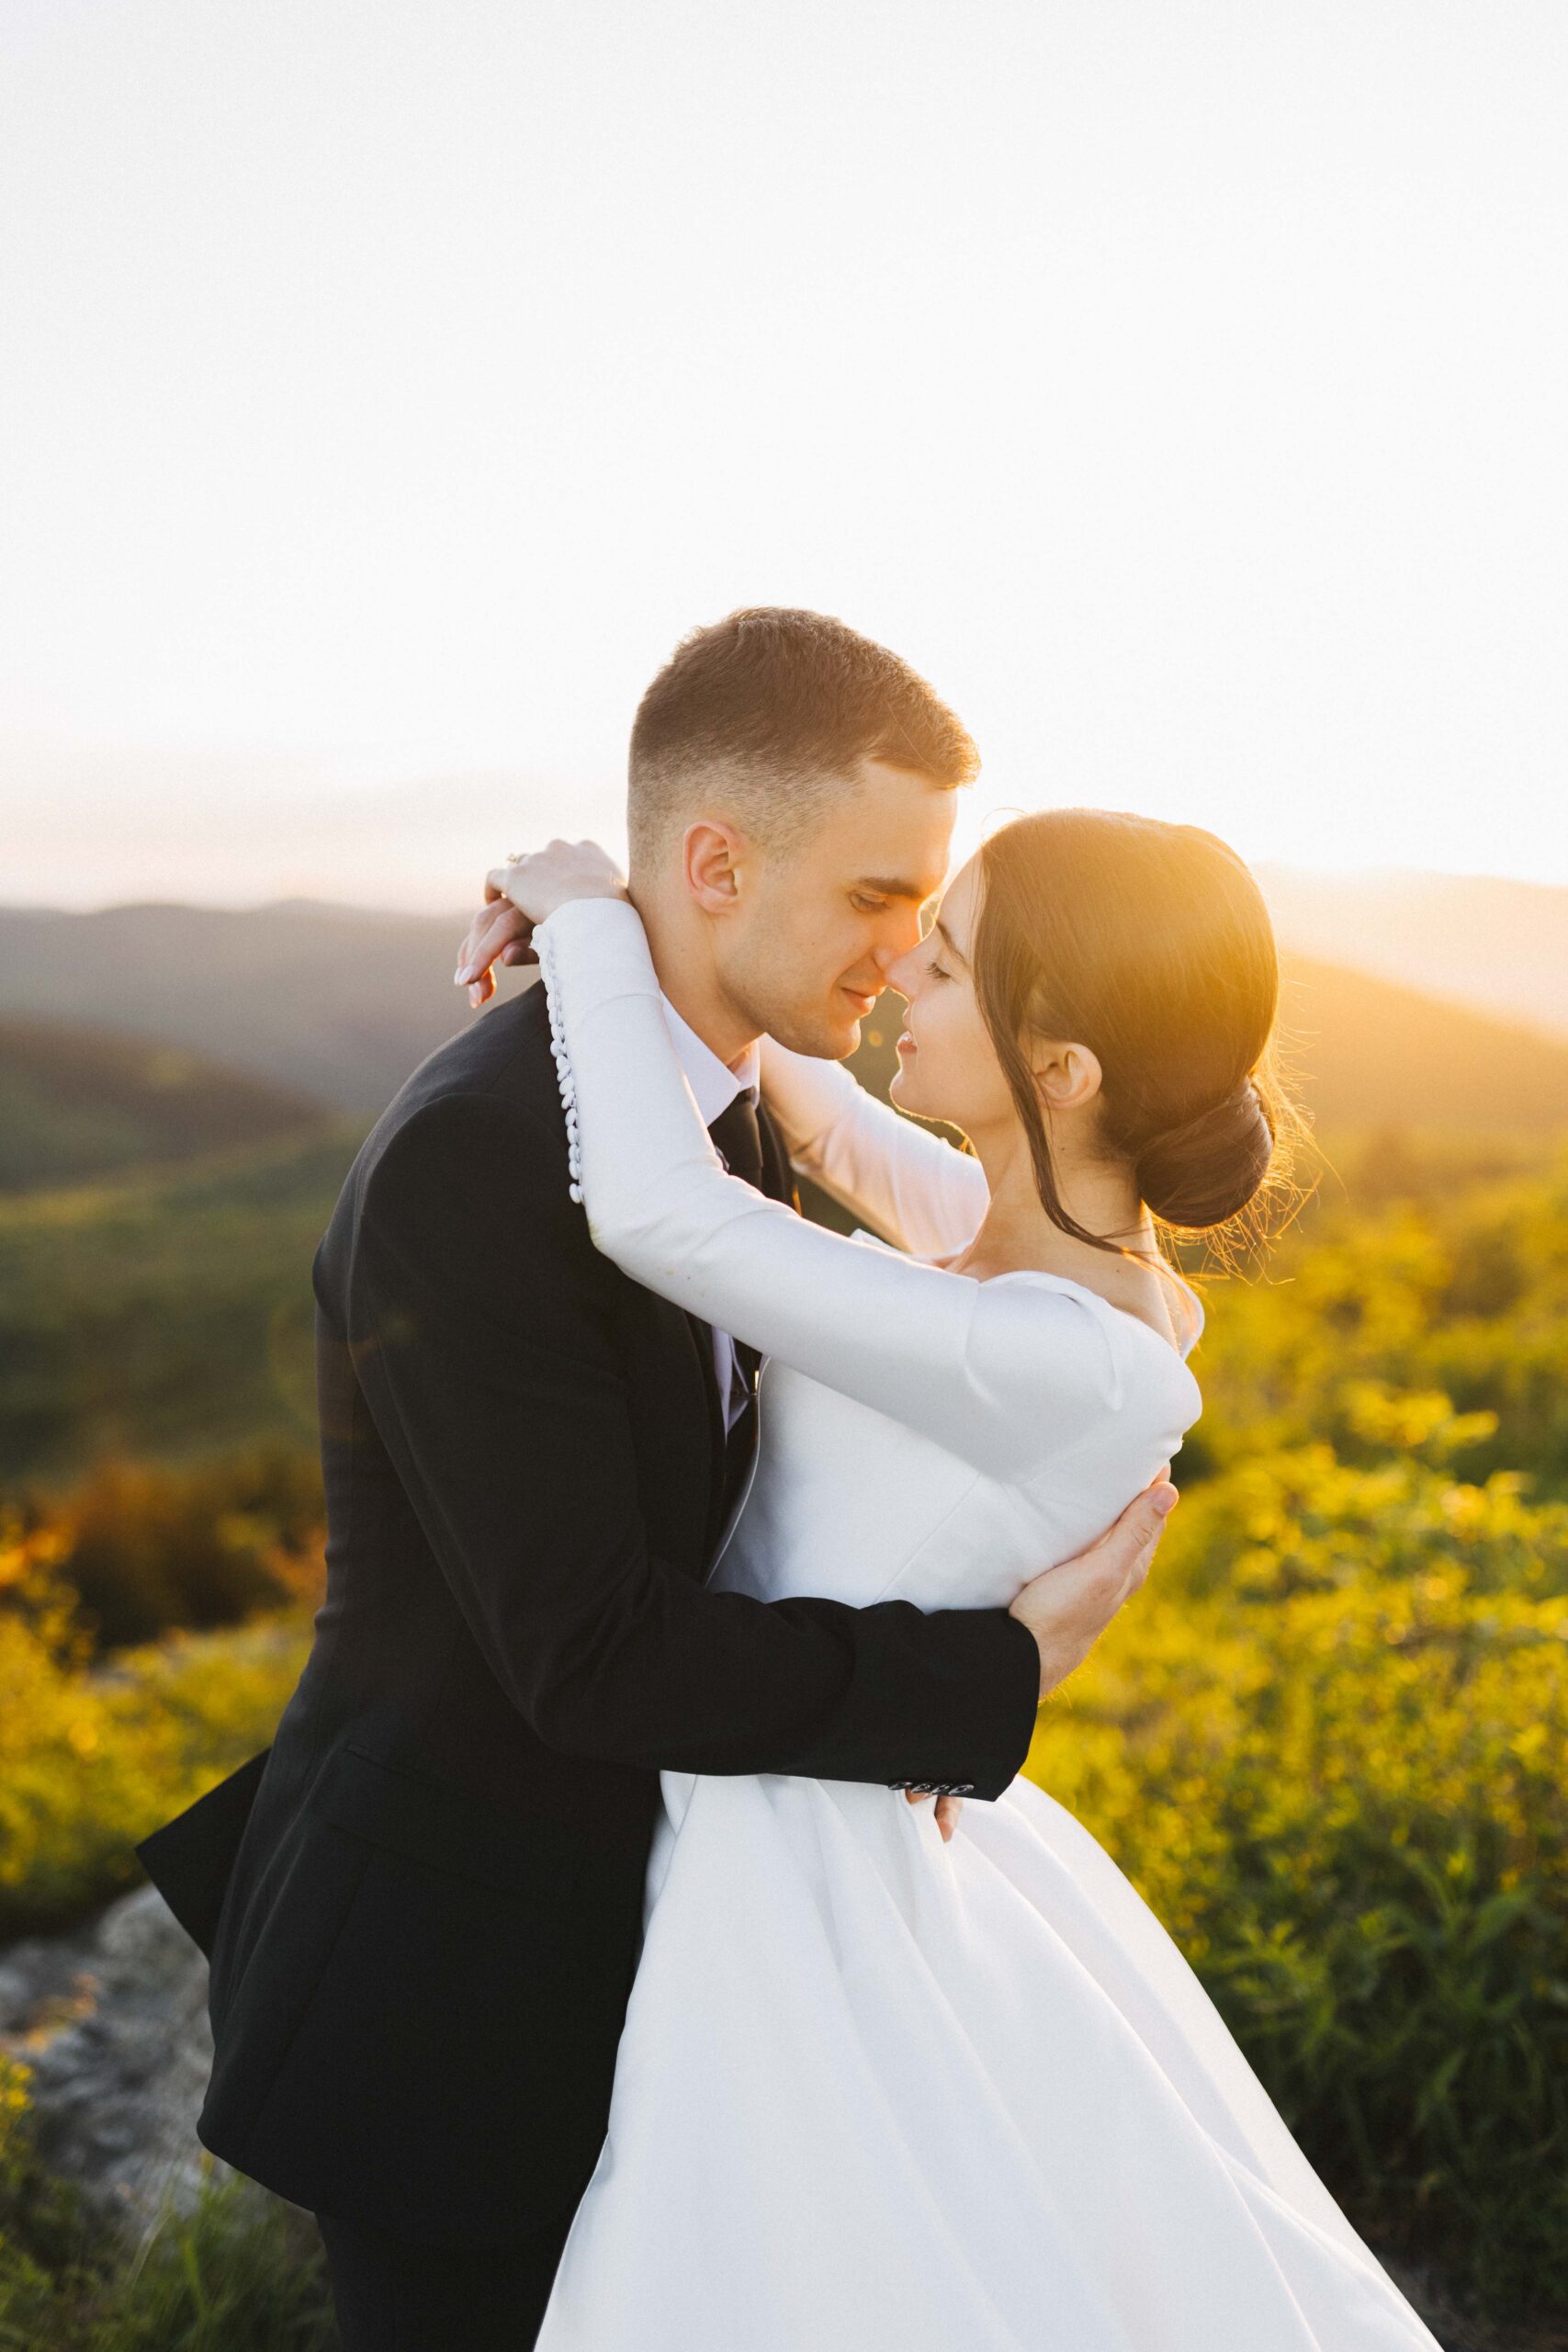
[660,995,762,1433]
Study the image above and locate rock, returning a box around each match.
[0,1882,243,2235]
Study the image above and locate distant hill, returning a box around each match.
[0,901,478,1115]
[0,1015,327,1192]
[1259,867,1568,1040]
[1,898,1566,1136]
[1275,956,1568,1133]
[0,1125,360,1481]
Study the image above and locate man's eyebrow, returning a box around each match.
[855,875,939,901]
[933,917,970,967]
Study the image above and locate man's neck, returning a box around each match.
[633,887,760,1073]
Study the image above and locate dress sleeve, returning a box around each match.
[536,899,1160,1483]
[758,1035,990,1261]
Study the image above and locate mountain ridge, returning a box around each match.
[1255,865,1568,1040]
[0,898,1564,1136]
[0,1014,327,1193]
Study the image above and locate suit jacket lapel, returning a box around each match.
[757,1099,797,1212]
[684,1304,728,1472]
[673,1096,797,1559]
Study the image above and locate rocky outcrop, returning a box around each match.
[0,1882,237,2234]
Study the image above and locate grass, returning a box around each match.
[0,2060,337,2352]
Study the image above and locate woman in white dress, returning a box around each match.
[503,809,1439,2351]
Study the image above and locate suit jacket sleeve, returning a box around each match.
[344,1083,1041,1797]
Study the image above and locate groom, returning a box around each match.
[137,607,1178,2351]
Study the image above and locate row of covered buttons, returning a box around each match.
[888,1780,976,1796]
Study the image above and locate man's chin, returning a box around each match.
[768,1012,863,1061]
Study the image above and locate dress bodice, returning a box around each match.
[713,1255,1193,1613]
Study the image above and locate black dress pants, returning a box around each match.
[315,2202,575,2350]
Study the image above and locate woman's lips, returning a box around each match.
[896,1032,916,1055]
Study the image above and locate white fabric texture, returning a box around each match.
[530,898,1439,2351]
[659,995,759,1430]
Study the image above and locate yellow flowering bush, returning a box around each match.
[0,1544,312,1937]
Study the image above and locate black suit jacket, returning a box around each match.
[135,983,1040,2244]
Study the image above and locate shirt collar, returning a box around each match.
[660,994,761,1126]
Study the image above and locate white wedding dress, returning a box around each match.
[530,899,1439,2352]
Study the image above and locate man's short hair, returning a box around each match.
[626,607,978,867]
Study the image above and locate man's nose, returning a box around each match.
[883,942,919,997]
[874,910,925,974]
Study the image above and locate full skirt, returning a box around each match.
[536,1770,1439,2350]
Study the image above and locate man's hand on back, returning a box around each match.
[1010,1469,1178,1699]
[907,1471,1176,1843]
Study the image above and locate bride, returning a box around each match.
[486,810,1438,2350]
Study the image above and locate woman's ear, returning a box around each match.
[1032,1038,1104,1116]
[682,820,748,912]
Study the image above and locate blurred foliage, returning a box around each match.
[7,1450,326,1653]
[0,1546,314,1937]
[1178,1148,1568,1497]
[0,2053,337,2350]
[0,1130,358,1483]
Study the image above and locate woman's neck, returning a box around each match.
[953,1118,1168,1320]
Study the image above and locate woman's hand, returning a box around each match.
[492,839,627,922]
[455,841,628,1007]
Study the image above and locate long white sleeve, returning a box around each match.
[757,1036,989,1261]
[535,899,1197,1484]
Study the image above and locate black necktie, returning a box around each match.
[706,1086,763,1192]
[705,1085,765,1414]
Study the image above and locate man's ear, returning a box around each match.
[682,820,750,913]
[1032,1038,1103,1116]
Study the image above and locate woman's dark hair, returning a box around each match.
[973,809,1299,1250]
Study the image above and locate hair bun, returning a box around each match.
[1134,1080,1274,1229]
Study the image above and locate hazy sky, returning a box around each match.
[3,0,1565,908]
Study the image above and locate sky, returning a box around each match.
[2,0,1565,910]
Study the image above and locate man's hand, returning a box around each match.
[905,1471,1176,1845]
[1009,1469,1178,1699]
[455,842,627,1008]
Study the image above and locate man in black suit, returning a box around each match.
[137,609,1177,2350]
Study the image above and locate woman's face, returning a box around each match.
[886,855,1017,1138]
